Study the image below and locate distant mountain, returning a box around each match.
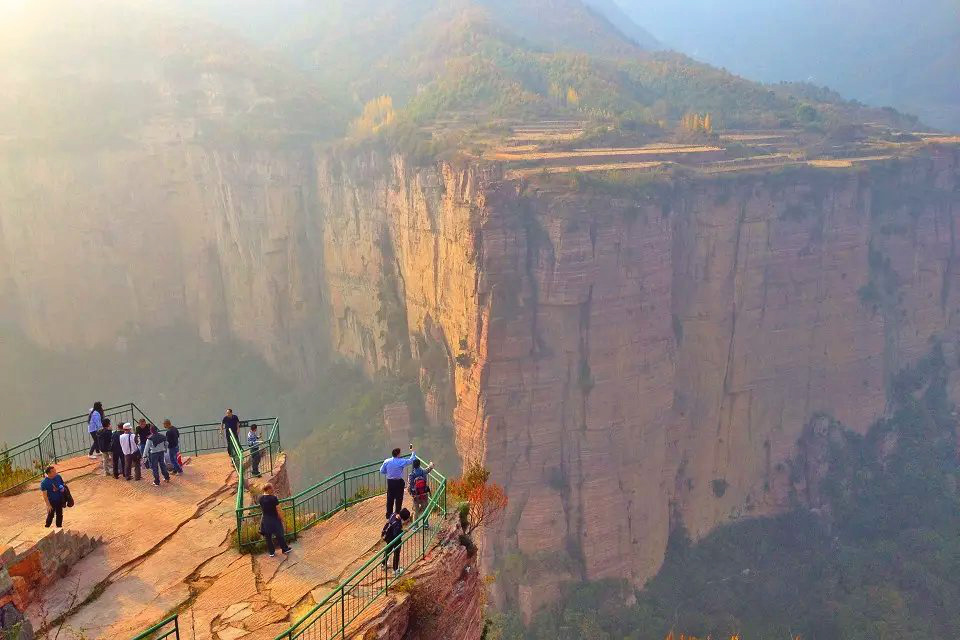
[581,0,659,49]
[0,0,923,150]
[614,0,960,131]
[0,0,348,146]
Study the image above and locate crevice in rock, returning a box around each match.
[44,474,237,633]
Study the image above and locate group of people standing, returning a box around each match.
[86,402,183,486]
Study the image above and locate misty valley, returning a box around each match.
[0,1,959,639]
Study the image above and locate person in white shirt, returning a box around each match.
[119,423,141,481]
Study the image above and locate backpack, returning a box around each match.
[413,475,429,497]
[381,515,400,542]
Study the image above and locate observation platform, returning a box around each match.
[0,405,449,640]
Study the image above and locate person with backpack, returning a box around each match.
[97,419,114,476]
[120,423,141,481]
[381,508,410,577]
[258,483,291,557]
[379,445,417,519]
[247,424,262,477]
[40,465,66,528]
[110,422,126,479]
[408,459,435,528]
[142,424,171,486]
[164,419,183,475]
[88,402,104,458]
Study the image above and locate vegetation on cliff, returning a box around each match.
[0,0,921,154]
[494,344,960,639]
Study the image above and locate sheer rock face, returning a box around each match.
[3,142,960,616]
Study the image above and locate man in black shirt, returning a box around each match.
[258,483,291,557]
[221,409,241,464]
[164,419,183,474]
[136,419,152,468]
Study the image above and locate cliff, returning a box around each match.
[3,139,960,617]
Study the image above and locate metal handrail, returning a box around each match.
[19,406,449,640]
[130,613,179,640]
[0,402,153,495]
[274,465,448,640]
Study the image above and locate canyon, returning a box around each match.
[2,138,959,619]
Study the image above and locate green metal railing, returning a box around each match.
[274,465,448,640]
[7,404,449,640]
[132,463,446,640]
[0,402,153,495]
[130,613,179,640]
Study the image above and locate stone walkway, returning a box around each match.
[0,453,390,640]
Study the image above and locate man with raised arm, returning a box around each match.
[379,444,417,520]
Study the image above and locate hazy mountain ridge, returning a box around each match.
[0,0,924,152]
[614,0,960,131]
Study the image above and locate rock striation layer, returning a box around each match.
[3,140,960,616]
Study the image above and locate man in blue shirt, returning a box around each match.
[380,446,417,519]
[40,465,66,528]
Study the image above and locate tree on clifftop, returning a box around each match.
[449,463,508,536]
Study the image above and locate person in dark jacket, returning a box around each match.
[110,424,125,479]
[135,419,152,467]
[97,419,114,476]
[164,419,183,475]
[142,425,171,486]
[258,483,291,557]
[381,507,410,576]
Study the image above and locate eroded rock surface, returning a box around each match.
[0,454,410,640]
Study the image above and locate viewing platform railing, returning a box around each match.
[0,402,152,495]
[273,464,447,640]
[0,404,448,640]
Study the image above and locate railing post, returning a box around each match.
[50,428,57,463]
[340,585,346,633]
[292,500,298,540]
[342,471,348,510]
[174,614,180,640]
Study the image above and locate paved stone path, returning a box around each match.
[0,453,389,640]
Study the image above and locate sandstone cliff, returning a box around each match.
[3,139,959,617]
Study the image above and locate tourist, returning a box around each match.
[143,425,171,486]
[258,483,291,557]
[120,423,141,481]
[164,419,183,475]
[408,459,435,527]
[40,465,66,528]
[111,422,126,479]
[247,424,262,477]
[87,402,104,458]
[221,409,241,463]
[135,418,151,466]
[380,507,410,577]
[97,419,114,476]
[379,445,417,519]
